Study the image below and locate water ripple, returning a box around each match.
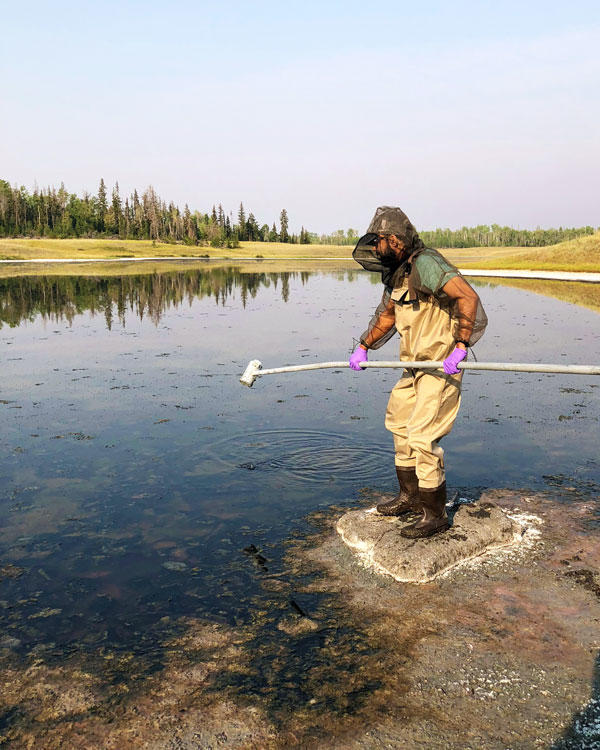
[208,428,388,484]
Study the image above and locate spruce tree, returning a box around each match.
[97,178,107,233]
[247,212,258,241]
[300,226,311,244]
[279,208,289,242]
[237,202,246,241]
[112,182,122,236]
[124,197,130,238]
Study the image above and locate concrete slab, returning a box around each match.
[336,500,521,583]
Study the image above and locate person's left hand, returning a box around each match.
[443,347,467,374]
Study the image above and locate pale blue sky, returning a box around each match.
[2,0,599,232]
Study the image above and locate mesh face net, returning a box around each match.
[353,207,487,350]
[353,206,426,287]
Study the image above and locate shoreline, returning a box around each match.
[0,256,599,283]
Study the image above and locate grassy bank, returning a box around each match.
[457,231,600,272]
[0,237,541,264]
[0,258,358,279]
[0,237,350,261]
[0,232,599,271]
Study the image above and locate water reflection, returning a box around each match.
[2,266,599,332]
[473,276,600,314]
[0,267,363,329]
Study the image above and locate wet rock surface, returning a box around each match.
[1,489,600,748]
[336,499,520,583]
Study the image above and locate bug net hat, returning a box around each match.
[353,206,425,283]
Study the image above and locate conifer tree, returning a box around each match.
[279,208,289,243]
[97,178,107,233]
[300,226,311,244]
[247,212,259,241]
[237,202,246,241]
[124,197,130,238]
[112,182,122,236]
[183,204,195,244]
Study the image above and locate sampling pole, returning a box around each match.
[240,359,600,387]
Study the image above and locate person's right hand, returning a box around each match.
[349,346,368,371]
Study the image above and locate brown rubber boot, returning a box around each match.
[400,482,450,538]
[376,467,420,516]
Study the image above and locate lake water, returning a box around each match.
[1,263,599,734]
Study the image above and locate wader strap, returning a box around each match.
[406,249,424,302]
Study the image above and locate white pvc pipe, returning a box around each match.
[240,359,600,386]
[259,361,600,376]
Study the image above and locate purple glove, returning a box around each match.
[349,347,368,371]
[443,347,467,375]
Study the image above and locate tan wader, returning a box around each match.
[384,281,462,489]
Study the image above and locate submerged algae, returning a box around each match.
[1,489,600,748]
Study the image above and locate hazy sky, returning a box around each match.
[2,0,599,233]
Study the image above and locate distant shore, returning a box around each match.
[0,233,599,272]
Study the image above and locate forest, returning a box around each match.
[0,179,304,248]
[1,178,596,248]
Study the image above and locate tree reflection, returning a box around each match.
[0,268,324,329]
[473,277,600,314]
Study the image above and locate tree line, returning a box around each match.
[0,178,311,248]
[1,178,596,248]
[317,224,598,248]
[418,224,598,248]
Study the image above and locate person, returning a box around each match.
[349,206,487,539]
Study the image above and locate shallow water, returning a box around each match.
[1,265,599,738]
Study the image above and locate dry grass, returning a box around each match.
[0,237,209,260]
[457,232,600,271]
[0,232,599,271]
[0,237,351,261]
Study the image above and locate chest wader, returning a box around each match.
[353,208,487,538]
[382,282,458,537]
